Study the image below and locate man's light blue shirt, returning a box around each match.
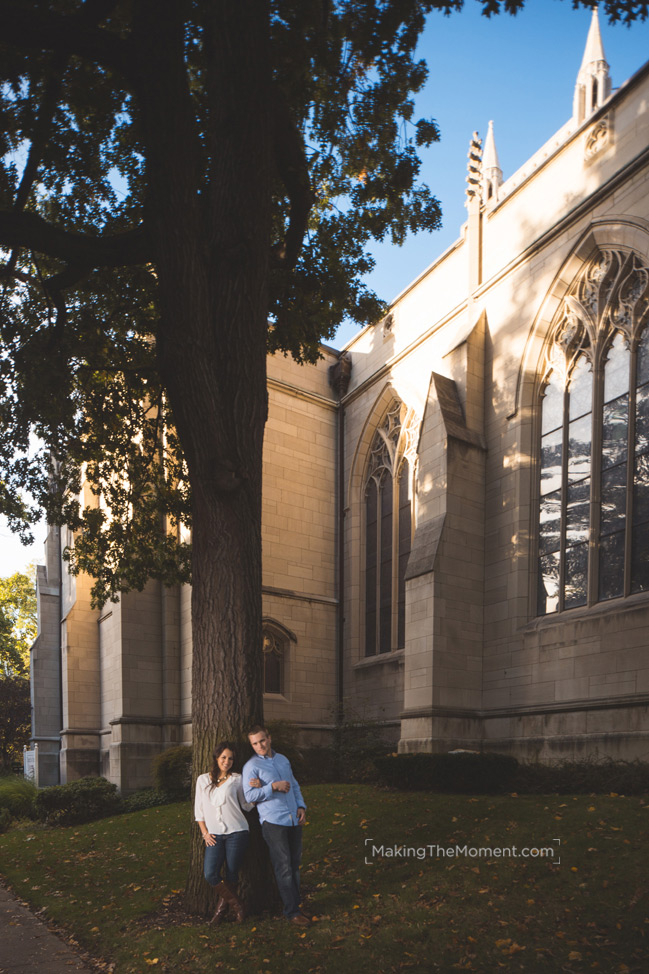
[242,750,306,827]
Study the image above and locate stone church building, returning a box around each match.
[30,12,649,790]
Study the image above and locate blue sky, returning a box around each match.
[3,1,649,578]
[333,0,649,346]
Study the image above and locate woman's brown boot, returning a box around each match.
[210,882,229,924]
[223,881,245,923]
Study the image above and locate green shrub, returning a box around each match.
[34,776,122,825]
[335,736,390,784]
[297,746,338,784]
[121,788,177,813]
[0,807,12,833]
[0,775,37,818]
[374,753,649,796]
[374,752,519,794]
[152,745,192,797]
[514,757,649,795]
[330,704,397,783]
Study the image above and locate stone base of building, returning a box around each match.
[29,739,61,788]
[60,732,101,782]
[399,697,649,763]
[398,711,484,754]
[103,718,190,793]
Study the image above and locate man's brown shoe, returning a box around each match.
[288,914,311,927]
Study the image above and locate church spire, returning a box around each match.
[482,120,503,204]
[465,131,483,292]
[573,7,611,124]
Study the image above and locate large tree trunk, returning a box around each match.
[182,459,267,914]
[133,0,274,914]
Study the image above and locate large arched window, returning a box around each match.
[364,401,417,655]
[537,249,649,615]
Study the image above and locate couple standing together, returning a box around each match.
[194,725,310,927]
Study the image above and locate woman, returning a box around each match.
[194,741,254,923]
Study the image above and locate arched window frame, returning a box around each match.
[537,247,649,615]
[261,619,296,696]
[363,401,418,655]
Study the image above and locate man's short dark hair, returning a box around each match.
[248,724,268,737]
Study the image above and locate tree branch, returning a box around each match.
[0,52,70,299]
[271,91,315,271]
[42,261,98,347]
[0,267,40,286]
[0,211,150,268]
[14,56,68,214]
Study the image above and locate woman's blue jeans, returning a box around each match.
[203,829,250,886]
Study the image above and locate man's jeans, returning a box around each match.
[261,821,302,918]
[203,829,249,886]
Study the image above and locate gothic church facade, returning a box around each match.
[31,12,649,790]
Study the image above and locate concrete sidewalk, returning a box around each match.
[0,882,95,973]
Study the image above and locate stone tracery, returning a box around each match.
[538,247,649,615]
[364,400,420,655]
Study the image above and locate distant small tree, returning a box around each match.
[0,570,37,677]
[0,676,31,771]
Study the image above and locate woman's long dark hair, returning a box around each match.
[208,741,237,792]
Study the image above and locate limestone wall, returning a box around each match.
[342,59,649,761]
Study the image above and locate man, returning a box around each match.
[243,725,310,926]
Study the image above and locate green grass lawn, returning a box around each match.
[1,784,648,973]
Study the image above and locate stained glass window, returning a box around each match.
[632,329,649,594]
[537,249,649,614]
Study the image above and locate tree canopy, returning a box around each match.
[0,0,453,604]
[0,570,37,676]
[0,676,31,771]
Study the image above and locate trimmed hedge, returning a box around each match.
[152,745,192,797]
[34,776,121,825]
[374,752,519,794]
[374,753,649,796]
[514,758,649,796]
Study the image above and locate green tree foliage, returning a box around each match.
[0,570,37,676]
[0,676,31,771]
[0,0,454,605]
